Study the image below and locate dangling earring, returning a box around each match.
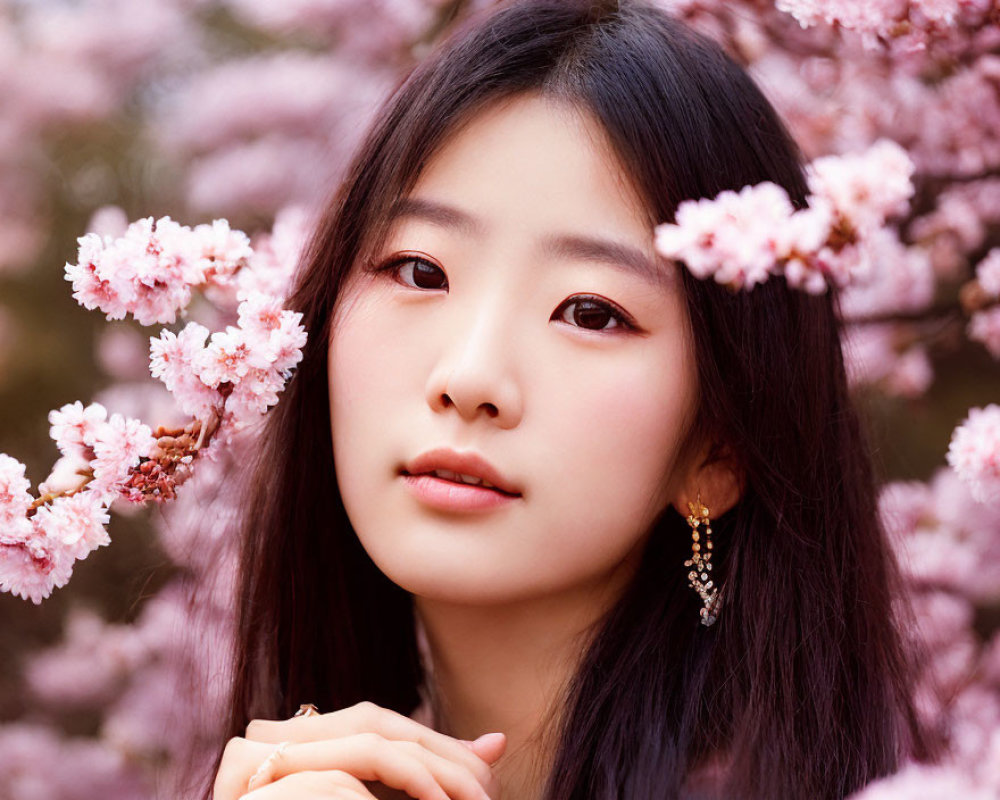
[684,491,719,626]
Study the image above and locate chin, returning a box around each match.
[368,552,531,605]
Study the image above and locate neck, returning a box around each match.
[413,563,638,799]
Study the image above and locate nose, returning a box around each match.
[424,302,524,429]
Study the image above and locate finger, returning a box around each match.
[239,769,377,799]
[245,702,497,787]
[251,733,491,800]
[215,737,285,800]
[461,733,507,766]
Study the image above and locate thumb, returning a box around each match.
[460,732,507,764]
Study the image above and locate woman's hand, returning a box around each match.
[212,700,506,800]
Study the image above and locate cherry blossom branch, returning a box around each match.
[654,139,916,294]
[0,215,307,604]
[654,141,1000,508]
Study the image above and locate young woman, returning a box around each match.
[209,1,935,797]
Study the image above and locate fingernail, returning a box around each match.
[459,732,505,749]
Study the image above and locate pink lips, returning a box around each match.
[400,448,522,512]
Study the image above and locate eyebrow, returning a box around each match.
[387,196,673,290]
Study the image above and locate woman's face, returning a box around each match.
[328,93,699,604]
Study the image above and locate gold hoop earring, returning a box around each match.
[685,491,719,626]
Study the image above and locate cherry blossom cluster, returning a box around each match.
[65,216,253,326]
[0,411,132,604]
[775,0,979,50]
[946,404,1000,505]
[0,400,208,604]
[3,432,248,798]
[965,248,1000,358]
[654,139,914,294]
[860,470,1000,799]
[1,216,306,604]
[149,290,307,422]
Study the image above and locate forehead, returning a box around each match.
[382,93,670,289]
[409,92,651,227]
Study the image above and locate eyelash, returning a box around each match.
[370,252,638,333]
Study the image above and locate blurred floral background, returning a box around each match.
[0,0,998,798]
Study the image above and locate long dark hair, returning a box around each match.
[214,1,937,797]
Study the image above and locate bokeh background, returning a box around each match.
[1,0,998,797]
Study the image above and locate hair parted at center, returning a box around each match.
[211,1,939,797]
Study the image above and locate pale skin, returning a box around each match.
[213,92,741,800]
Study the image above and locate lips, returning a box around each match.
[401,448,522,497]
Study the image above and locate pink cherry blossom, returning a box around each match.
[885,466,1000,602]
[268,313,308,377]
[776,0,965,52]
[0,521,75,605]
[948,685,1000,779]
[806,139,914,232]
[882,345,934,399]
[239,205,312,300]
[838,228,935,319]
[237,290,287,340]
[911,180,1000,279]
[48,400,108,460]
[780,198,836,293]
[64,215,258,327]
[65,217,192,326]
[194,326,275,390]
[654,182,794,290]
[183,135,342,219]
[237,292,307,377]
[149,322,219,419]
[89,413,156,500]
[226,366,286,419]
[0,724,145,798]
[969,306,1000,359]
[947,405,1000,505]
[30,492,110,562]
[909,590,974,649]
[655,141,917,294]
[976,248,1000,297]
[4,3,999,796]
[878,479,935,542]
[64,234,134,321]
[26,608,147,708]
[192,219,253,287]
[0,453,33,531]
[895,524,982,593]
[840,325,932,399]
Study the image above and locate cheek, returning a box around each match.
[523,340,695,567]
[327,292,402,518]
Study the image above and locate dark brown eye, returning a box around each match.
[397,257,447,290]
[554,296,632,332]
[571,301,613,329]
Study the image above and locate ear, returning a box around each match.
[669,437,744,520]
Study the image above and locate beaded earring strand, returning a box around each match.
[684,491,720,626]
